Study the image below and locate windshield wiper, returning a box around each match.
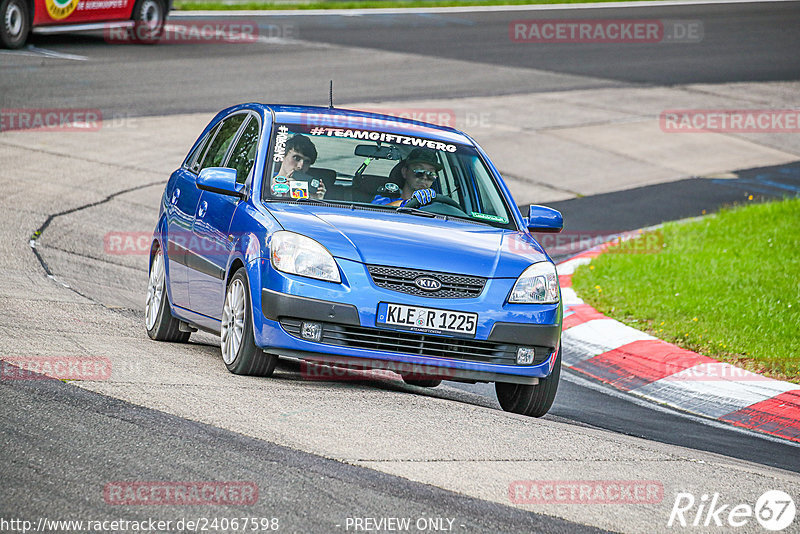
[395,206,438,218]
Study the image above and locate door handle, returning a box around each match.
[171,189,181,205]
[198,201,207,218]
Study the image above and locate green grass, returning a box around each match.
[174,0,658,11]
[572,198,800,383]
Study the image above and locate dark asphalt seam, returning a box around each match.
[39,244,147,273]
[29,179,164,294]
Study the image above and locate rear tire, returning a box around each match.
[129,0,165,44]
[0,0,29,50]
[495,346,561,417]
[145,247,191,343]
[221,268,277,377]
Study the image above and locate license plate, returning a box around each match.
[376,302,477,336]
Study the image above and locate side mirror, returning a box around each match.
[525,205,562,233]
[197,167,245,198]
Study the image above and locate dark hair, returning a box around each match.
[285,134,317,164]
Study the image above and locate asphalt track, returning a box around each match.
[2,2,800,532]
[2,1,799,116]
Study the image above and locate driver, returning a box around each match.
[274,134,326,200]
[372,148,441,207]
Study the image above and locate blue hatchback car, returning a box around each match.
[146,104,564,417]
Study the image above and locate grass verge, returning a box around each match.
[572,198,800,383]
[174,0,658,11]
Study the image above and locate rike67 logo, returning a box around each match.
[668,490,796,531]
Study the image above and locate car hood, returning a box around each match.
[265,203,550,278]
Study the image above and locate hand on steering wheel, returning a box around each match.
[401,188,436,207]
[402,191,462,210]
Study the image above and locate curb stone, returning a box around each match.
[555,235,800,443]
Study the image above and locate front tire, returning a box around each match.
[221,268,277,377]
[0,0,29,50]
[145,247,190,343]
[495,346,561,417]
[129,0,165,44]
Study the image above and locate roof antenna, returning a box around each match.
[329,80,334,109]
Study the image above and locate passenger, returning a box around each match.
[372,148,441,207]
[274,135,326,200]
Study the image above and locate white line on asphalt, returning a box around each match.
[173,0,797,17]
[562,369,800,448]
[24,46,88,61]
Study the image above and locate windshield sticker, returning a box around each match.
[383,182,400,193]
[307,127,457,153]
[471,212,508,224]
[290,180,309,199]
[273,125,290,163]
[274,175,288,183]
[272,183,290,195]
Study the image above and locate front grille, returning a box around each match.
[280,318,551,366]
[367,265,486,299]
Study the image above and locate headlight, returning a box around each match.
[270,231,341,283]
[509,262,559,304]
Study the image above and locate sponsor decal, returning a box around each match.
[46,0,80,20]
[307,126,458,153]
[271,183,290,195]
[289,180,309,199]
[272,125,289,163]
[79,0,125,10]
[471,212,508,224]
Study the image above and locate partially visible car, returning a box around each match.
[146,104,565,417]
[1,0,168,49]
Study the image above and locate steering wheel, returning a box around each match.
[404,194,463,210]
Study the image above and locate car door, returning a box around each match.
[164,124,218,309]
[187,112,253,319]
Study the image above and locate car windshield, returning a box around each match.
[262,122,515,229]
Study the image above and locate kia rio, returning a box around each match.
[146,104,564,417]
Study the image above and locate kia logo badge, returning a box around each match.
[414,276,442,291]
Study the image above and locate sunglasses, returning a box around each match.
[410,168,438,180]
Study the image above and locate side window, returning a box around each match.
[225,116,260,184]
[185,124,218,174]
[199,114,246,171]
